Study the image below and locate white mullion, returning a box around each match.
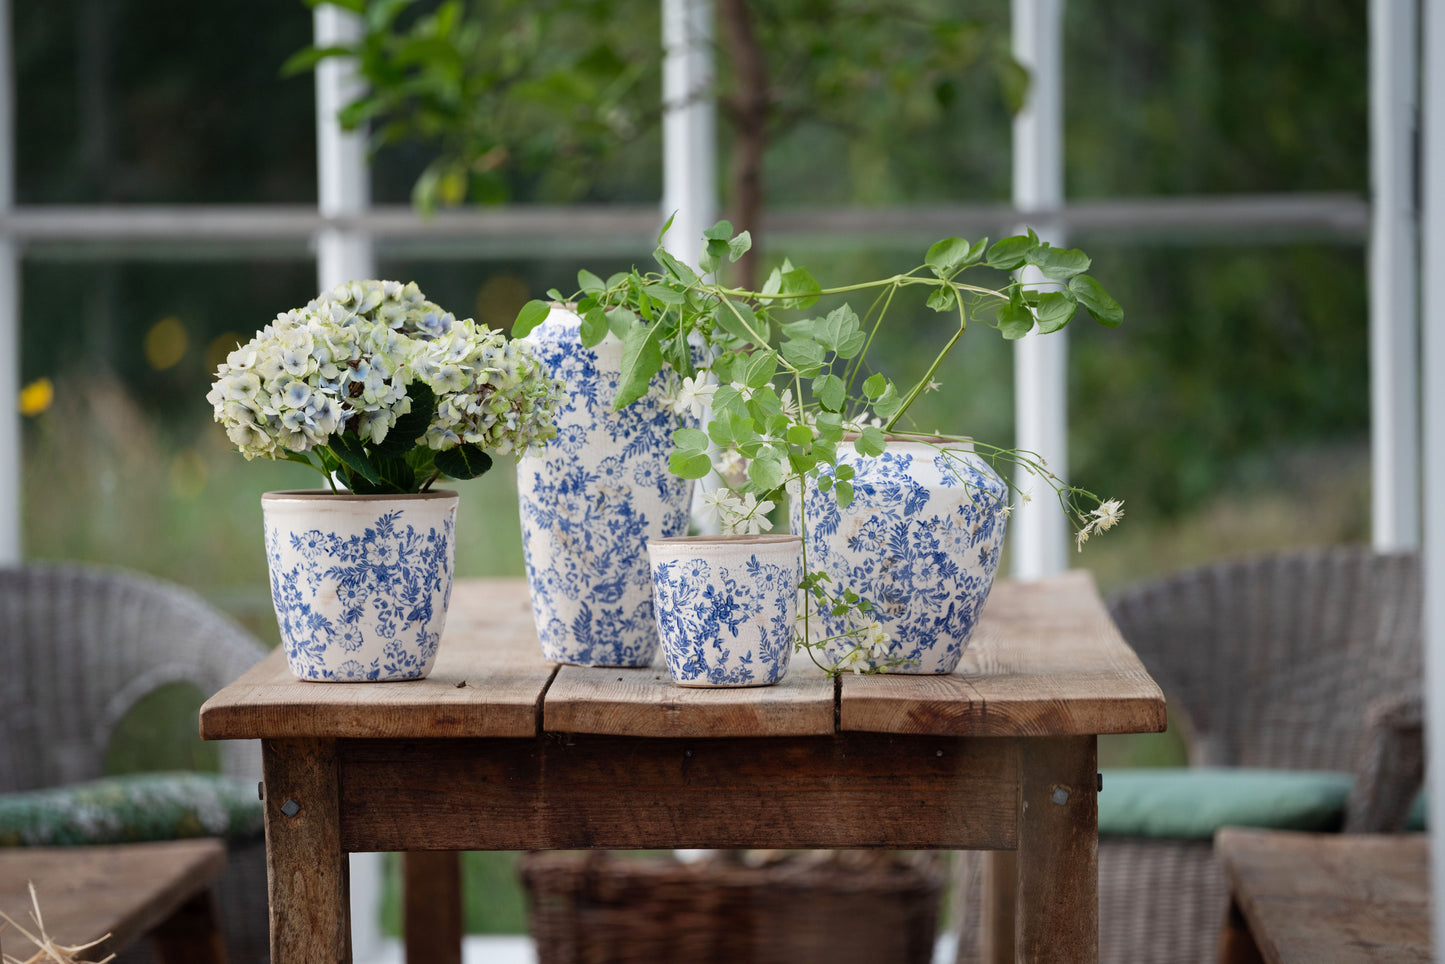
[1010,0,1068,579]
[1369,0,1422,550]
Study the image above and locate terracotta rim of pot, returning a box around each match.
[649,533,801,548]
[262,489,459,502]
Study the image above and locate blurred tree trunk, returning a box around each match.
[718,0,768,288]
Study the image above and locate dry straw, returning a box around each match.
[0,883,114,964]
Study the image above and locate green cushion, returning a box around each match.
[0,772,263,848]
[1098,768,1353,840]
[1407,791,1428,831]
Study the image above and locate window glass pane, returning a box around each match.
[1065,0,1368,197]
[15,0,317,204]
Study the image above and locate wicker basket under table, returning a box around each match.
[521,851,944,964]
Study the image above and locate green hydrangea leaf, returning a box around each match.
[434,444,494,480]
[372,383,436,459]
[328,433,384,487]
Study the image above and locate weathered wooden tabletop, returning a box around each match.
[199,569,1165,742]
[1216,828,1431,964]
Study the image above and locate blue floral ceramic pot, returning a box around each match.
[648,535,802,687]
[516,305,696,667]
[261,490,457,682]
[793,439,1008,674]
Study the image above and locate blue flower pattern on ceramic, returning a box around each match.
[517,309,695,666]
[651,553,800,686]
[265,509,455,681]
[795,444,1007,674]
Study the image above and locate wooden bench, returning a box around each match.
[0,838,227,963]
[1215,827,1430,964]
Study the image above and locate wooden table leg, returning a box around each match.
[979,850,1018,964]
[1016,736,1098,963]
[1216,897,1266,964]
[263,738,352,964]
[404,851,463,964]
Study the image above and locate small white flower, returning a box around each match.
[924,379,942,393]
[1091,498,1125,532]
[722,492,775,535]
[672,374,716,421]
[699,487,744,526]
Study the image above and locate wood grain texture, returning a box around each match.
[201,579,556,740]
[1016,736,1097,964]
[403,852,462,964]
[544,653,836,737]
[840,571,1166,737]
[979,850,1017,964]
[0,839,225,961]
[263,738,351,963]
[337,734,1019,853]
[1215,829,1430,964]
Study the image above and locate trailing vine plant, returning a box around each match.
[514,221,1126,674]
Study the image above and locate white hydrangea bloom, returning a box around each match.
[208,279,563,465]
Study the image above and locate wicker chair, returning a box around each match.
[0,563,270,963]
[951,546,1424,963]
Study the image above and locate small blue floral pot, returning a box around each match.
[648,535,802,688]
[262,490,458,682]
[793,439,1008,674]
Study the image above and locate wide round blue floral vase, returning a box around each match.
[262,490,457,682]
[793,439,1008,674]
[516,305,696,667]
[648,535,802,687]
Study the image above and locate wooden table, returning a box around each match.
[0,838,227,963]
[1215,828,1430,964]
[200,571,1165,964]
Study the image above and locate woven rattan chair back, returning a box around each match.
[1106,545,1421,772]
[0,563,264,792]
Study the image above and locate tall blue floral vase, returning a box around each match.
[262,489,458,682]
[793,439,1008,674]
[516,305,696,666]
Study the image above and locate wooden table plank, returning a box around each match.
[840,571,1166,737]
[1215,828,1430,964]
[200,578,556,740]
[0,839,225,960]
[544,651,836,737]
[337,734,1020,852]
